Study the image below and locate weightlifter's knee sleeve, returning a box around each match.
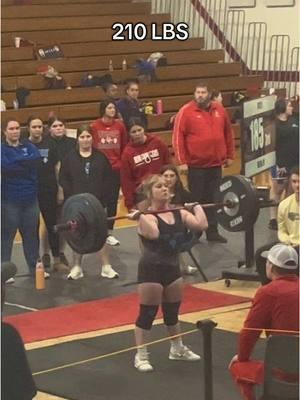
[162,302,181,326]
[135,304,159,330]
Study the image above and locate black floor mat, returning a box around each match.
[28,322,265,400]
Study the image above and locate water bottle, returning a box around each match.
[13,99,19,110]
[35,260,45,290]
[108,59,114,72]
[122,58,127,71]
[156,99,163,115]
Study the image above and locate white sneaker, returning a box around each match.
[182,265,198,275]
[5,277,15,284]
[67,266,84,280]
[169,345,201,361]
[106,235,120,246]
[134,353,154,372]
[101,265,119,279]
[44,271,50,279]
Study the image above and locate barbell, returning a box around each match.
[54,175,267,255]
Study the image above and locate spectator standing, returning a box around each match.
[1,119,44,278]
[48,116,76,266]
[269,98,299,230]
[90,100,128,246]
[28,116,69,273]
[172,82,235,243]
[120,118,170,211]
[59,125,119,279]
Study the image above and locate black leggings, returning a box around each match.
[106,170,120,230]
[38,190,60,258]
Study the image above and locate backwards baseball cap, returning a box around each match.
[262,244,298,270]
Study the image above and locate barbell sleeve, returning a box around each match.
[53,220,78,233]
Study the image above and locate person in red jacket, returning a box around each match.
[229,243,299,400]
[90,100,128,246]
[120,118,170,211]
[172,82,235,243]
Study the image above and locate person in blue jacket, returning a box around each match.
[1,119,42,279]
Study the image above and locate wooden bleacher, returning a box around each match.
[1,0,267,177]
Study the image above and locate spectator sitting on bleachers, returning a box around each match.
[256,165,299,285]
[120,117,169,212]
[90,100,128,246]
[211,89,223,104]
[116,80,147,129]
[103,82,119,104]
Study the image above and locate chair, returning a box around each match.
[261,334,299,400]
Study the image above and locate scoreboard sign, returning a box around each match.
[241,95,276,178]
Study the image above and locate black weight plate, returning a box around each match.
[215,175,259,232]
[62,193,108,254]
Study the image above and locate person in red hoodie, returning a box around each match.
[90,100,128,246]
[120,118,170,211]
[172,82,235,243]
[229,243,299,400]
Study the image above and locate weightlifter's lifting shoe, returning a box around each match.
[101,265,119,279]
[134,353,154,372]
[67,265,84,280]
[169,345,201,361]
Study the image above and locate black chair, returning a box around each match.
[261,334,299,400]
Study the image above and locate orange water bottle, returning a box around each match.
[35,260,45,290]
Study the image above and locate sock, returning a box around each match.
[170,337,184,352]
[137,346,149,359]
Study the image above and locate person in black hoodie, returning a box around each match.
[269,98,299,230]
[48,116,76,266]
[59,125,119,280]
[28,116,69,274]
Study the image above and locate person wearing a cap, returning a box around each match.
[255,165,299,284]
[229,243,299,400]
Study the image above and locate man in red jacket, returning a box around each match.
[121,118,170,211]
[172,82,235,242]
[229,243,299,400]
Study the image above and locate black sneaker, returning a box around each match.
[42,253,51,269]
[268,219,278,231]
[206,232,228,243]
[59,252,69,266]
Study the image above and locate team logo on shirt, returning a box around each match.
[97,131,119,149]
[22,147,28,157]
[133,149,160,165]
[39,148,49,163]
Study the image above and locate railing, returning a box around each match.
[147,0,299,97]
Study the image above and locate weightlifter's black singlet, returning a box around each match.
[138,209,190,286]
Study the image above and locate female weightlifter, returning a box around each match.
[132,174,208,372]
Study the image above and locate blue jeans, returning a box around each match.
[1,199,40,273]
